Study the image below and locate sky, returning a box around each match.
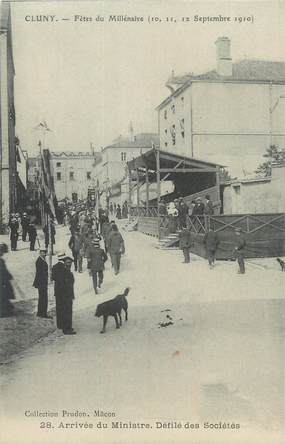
[8,0,285,155]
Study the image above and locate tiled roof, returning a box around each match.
[50,151,102,159]
[105,133,159,149]
[171,60,285,84]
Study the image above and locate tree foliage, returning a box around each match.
[255,145,285,177]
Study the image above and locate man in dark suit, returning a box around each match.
[9,216,19,251]
[61,256,76,335]
[52,252,66,329]
[234,228,246,274]
[33,249,51,318]
[179,227,192,263]
[204,195,214,215]
[86,240,107,294]
[21,212,30,241]
[203,228,220,268]
[28,223,37,251]
[192,197,205,215]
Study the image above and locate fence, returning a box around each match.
[136,213,285,258]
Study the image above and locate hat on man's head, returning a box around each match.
[63,256,74,262]
[57,252,66,261]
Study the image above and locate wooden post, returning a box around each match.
[48,214,53,282]
[128,166,132,219]
[216,166,221,215]
[136,168,140,217]
[146,167,149,217]
[156,149,161,239]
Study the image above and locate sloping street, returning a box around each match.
[0,225,284,444]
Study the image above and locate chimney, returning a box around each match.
[215,37,232,77]
[128,121,135,142]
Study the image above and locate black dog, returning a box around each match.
[95,288,130,333]
[277,258,285,271]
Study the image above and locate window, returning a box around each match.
[164,142,168,148]
[181,96,184,105]
[164,110,167,120]
[69,172,75,181]
[180,118,185,138]
[170,125,176,145]
[164,128,167,135]
[87,172,91,180]
[171,104,175,114]
[56,162,61,167]
[121,152,127,162]
[56,172,61,181]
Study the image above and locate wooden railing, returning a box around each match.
[130,206,159,217]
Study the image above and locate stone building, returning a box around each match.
[0,2,17,229]
[50,151,101,201]
[157,37,285,177]
[94,132,160,206]
[222,162,285,214]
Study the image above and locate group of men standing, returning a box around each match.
[8,212,38,251]
[33,249,76,334]
[179,226,246,273]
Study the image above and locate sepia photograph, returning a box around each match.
[0,0,284,443]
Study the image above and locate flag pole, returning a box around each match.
[36,121,53,281]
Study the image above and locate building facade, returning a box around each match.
[94,132,160,206]
[157,37,285,178]
[27,156,40,201]
[0,2,17,229]
[50,151,101,201]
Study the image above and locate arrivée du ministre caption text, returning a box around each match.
[24,410,241,431]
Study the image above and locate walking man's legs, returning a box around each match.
[98,270,104,287]
[78,255,83,272]
[92,271,98,293]
[237,253,245,274]
[73,252,78,271]
[208,250,215,267]
[182,248,190,263]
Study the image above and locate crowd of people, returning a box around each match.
[0,196,247,322]
[158,195,214,231]
[32,205,126,334]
